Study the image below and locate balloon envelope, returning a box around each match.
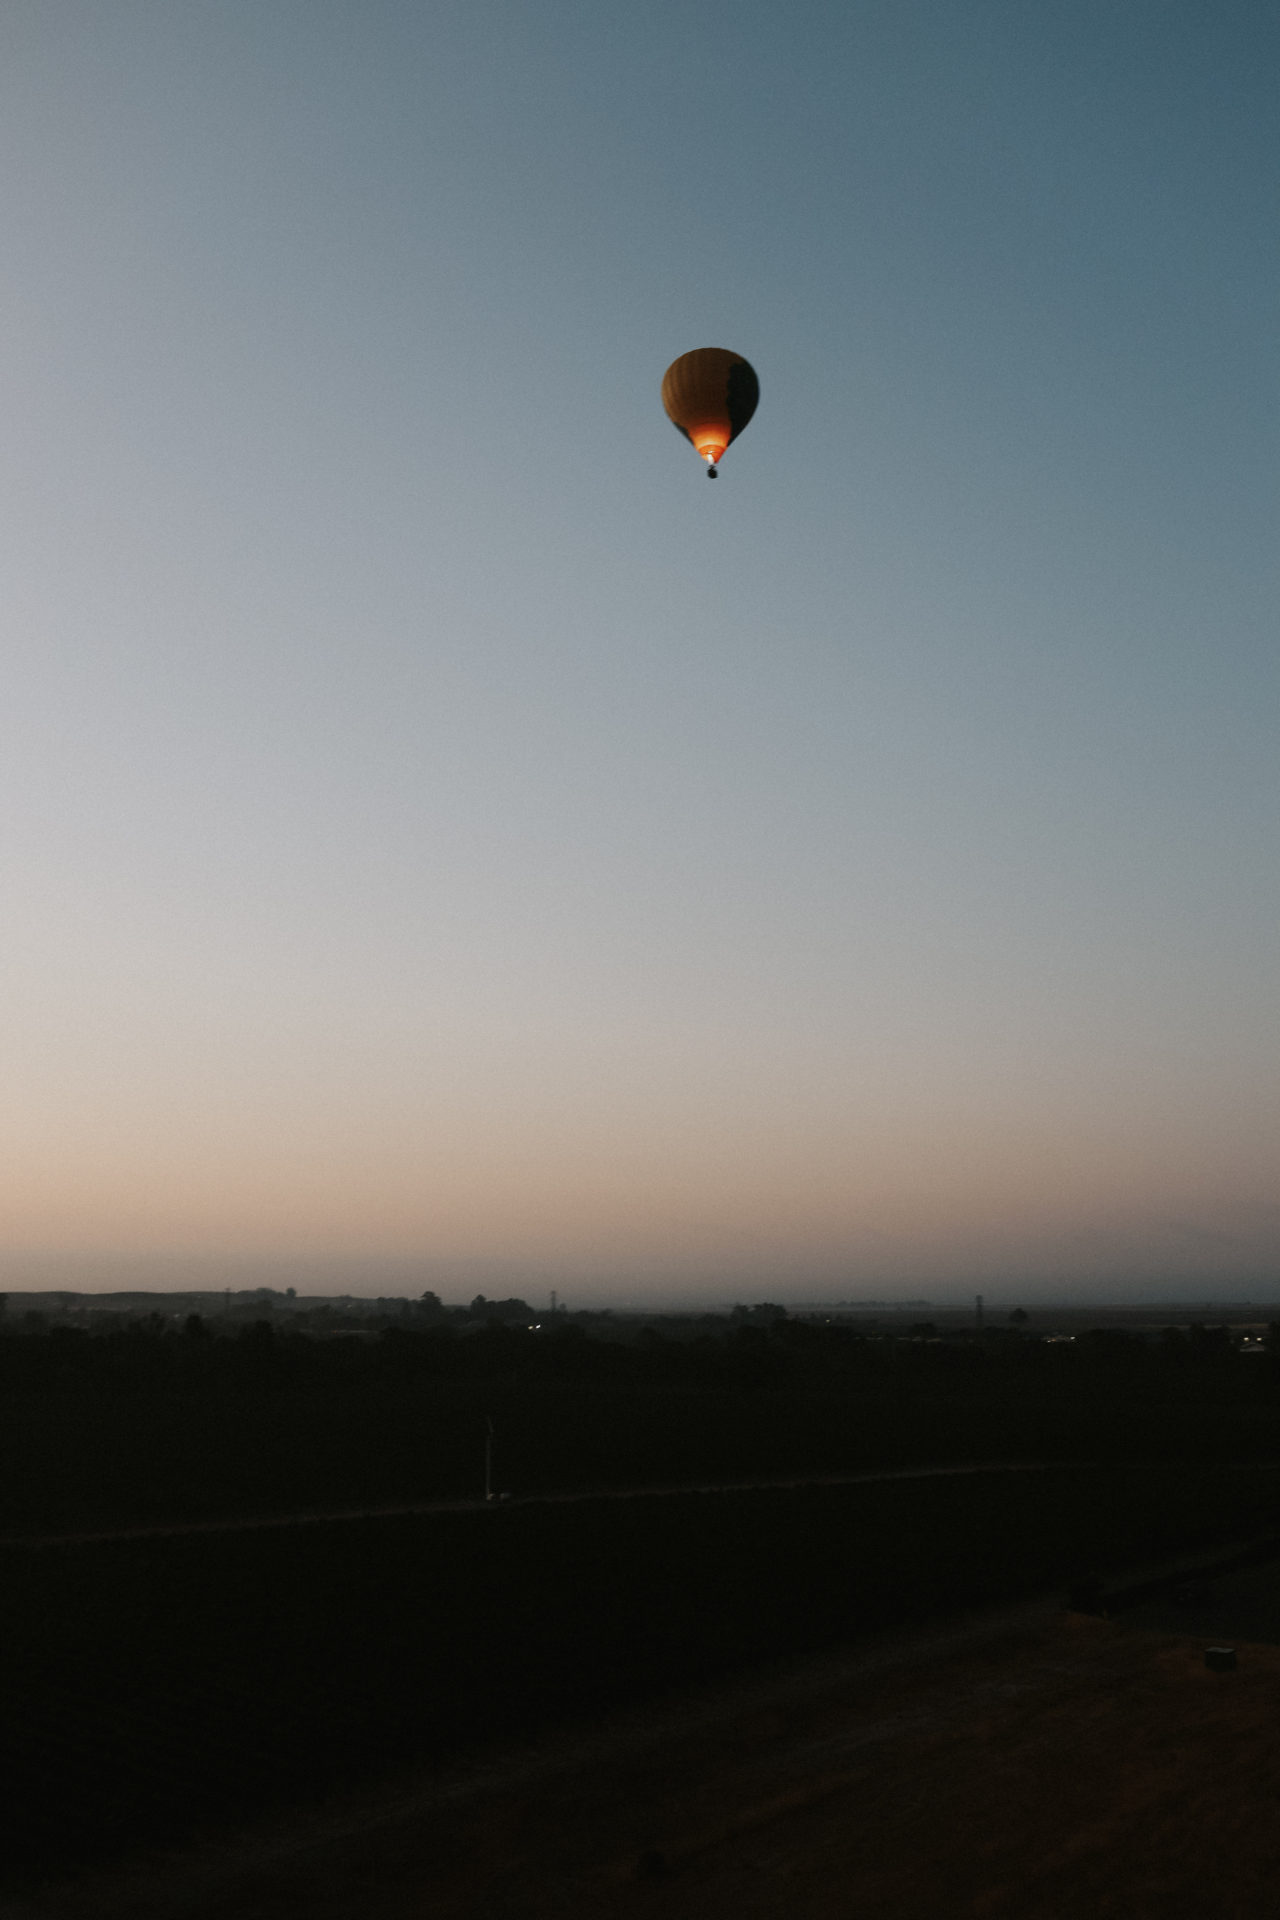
[661,348,759,467]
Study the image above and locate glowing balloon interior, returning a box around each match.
[661,349,759,477]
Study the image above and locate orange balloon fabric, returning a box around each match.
[661,348,759,467]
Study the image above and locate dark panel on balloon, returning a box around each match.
[725,359,759,444]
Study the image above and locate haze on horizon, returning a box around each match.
[2,2,1276,1311]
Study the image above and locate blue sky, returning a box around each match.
[2,1,1276,1304]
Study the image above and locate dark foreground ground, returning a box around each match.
[8,1316,1280,1913]
[12,1562,1280,1920]
[7,1465,1280,1880]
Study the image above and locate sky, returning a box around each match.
[1,1,1277,1307]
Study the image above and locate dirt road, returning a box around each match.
[3,1460,1062,1551]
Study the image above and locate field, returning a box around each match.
[5,1313,1280,1905]
[5,1311,1280,1534]
[6,1461,1280,1893]
[18,1590,1280,1919]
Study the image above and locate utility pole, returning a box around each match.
[484,1416,495,1503]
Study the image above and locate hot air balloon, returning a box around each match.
[661,348,758,478]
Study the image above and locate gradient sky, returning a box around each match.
[2,1,1276,1305]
